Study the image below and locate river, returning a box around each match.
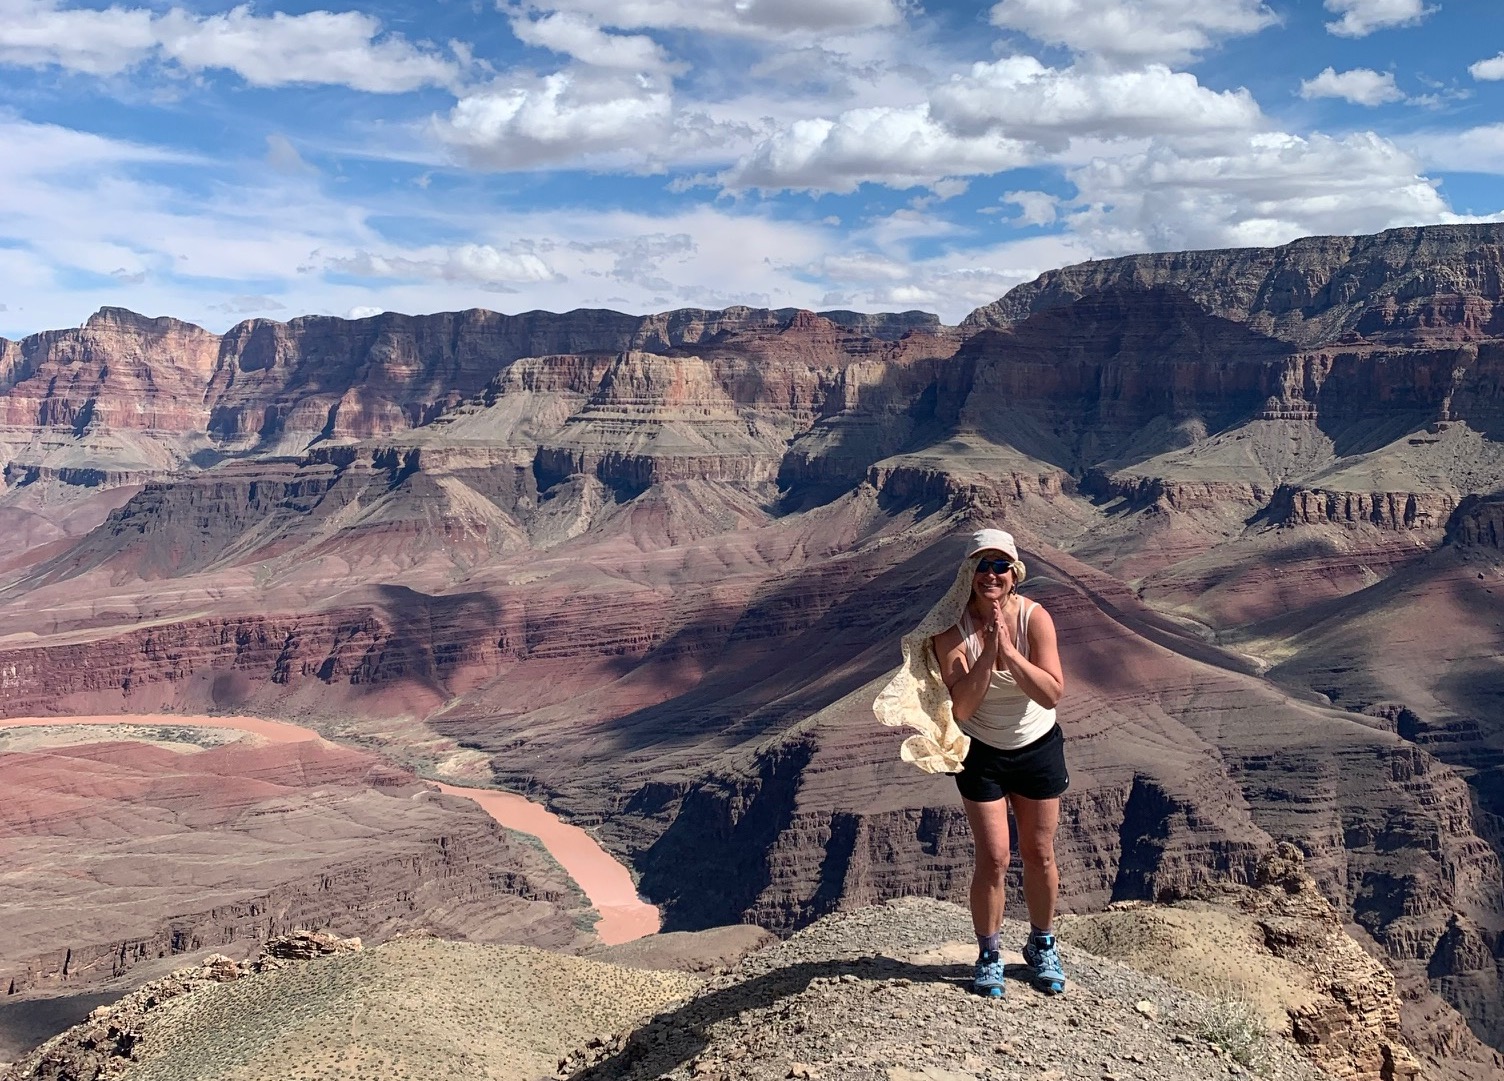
[0,713,660,945]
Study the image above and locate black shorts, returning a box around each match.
[955,723,1069,803]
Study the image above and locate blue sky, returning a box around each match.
[1,0,1502,336]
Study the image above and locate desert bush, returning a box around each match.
[1193,996,1270,1072]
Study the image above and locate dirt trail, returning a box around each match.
[0,714,660,945]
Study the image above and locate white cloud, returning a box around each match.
[510,11,679,72]
[0,117,192,176]
[1405,123,1504,176]
[0,2,460,92]
[1323,0,1435,38]
[516,0,905,38]
[0,117,386,333]
[212,294,286,314]
[723,62,1261,193]
[0,0,154,74]
[987,0,1277,65]
[0,136,862,327]
[436,69,676,169]
[723,105,1033,193]
[567,233,694,291]
[1470,53,1504,82]
[1299,67,1404,106]
[818,234,1091,315]
[157,7,460,92]
[1004,190,1060,226]
[817,251,911,283]
[1064,130,1464,253]
[305,206,841,318]
[325,244,559,290]
[346,306,385,320]
[931,60,1262,146]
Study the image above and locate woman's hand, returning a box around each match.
[991,599,1018,660]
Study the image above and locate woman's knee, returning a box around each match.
[973,844,1009,879]
[1018,841,1057,871]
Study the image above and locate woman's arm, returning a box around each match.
[932,625,998,722]
[993,602,1064,709]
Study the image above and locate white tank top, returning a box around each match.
[955,602,1058,751]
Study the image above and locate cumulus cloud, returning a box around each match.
[514,0,905,37]
[510,11,679,72]
[1064,130,1460,253]
[0,1,460,91]
[1323,0,1435,38]
[436,69,677,169]
[724,62,1262,193]
[1299,67,1404,105]
[930,60,1262,146]
[723,106,1033,193]
[156,7,459,92]
[987,0,1277,65]
[1004,190,1060,226]
[1470,53,1504,82]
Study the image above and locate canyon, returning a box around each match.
[1,224,1502,1079]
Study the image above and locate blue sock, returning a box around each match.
[1030,925,1053,940]
[978,932,1001,955]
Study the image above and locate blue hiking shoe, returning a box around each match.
[973,949,1006,998]
[1023,932,1066,995]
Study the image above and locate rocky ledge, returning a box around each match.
[0,853,1445,1081]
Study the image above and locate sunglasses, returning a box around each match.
[974,559,1015,576]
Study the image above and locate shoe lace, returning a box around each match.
[1029,936,1062,972]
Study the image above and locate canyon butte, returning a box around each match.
[1,223,1503,1078]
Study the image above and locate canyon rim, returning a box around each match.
[1,223,1503,1078]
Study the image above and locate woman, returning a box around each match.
[872,527,1068,999]
[930,528,1067,998]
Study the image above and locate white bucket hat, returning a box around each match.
[965,527,1019,562]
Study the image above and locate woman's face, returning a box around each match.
[971,549,1015,603]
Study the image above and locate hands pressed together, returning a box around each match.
[982,599,1020,665]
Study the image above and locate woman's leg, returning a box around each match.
[1009,794,1060,932]
[961,796,1012,936]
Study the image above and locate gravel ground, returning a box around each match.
[564,898,1336,1081]
[120,939,701,1081]
[9,900,1339,1081]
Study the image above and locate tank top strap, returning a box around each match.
[1017,600,1032,661]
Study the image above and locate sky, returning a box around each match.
[2,0,1503,336]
